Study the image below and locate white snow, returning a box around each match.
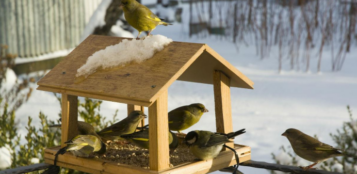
[156,4,176,22]
[110,21,134,38]
[15,49,72,65]
[80,0,134,41]
[30,158,39,164]
[80,0,113,42]
[330,162,343,172]
[0,146,12,169]
[0,68,17,92]
[76,35,172,77]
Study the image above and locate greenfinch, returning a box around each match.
[120,126,178,152]
[121,0,172,39]
[54,135,106,166]
[185,129,246,174]
[97,111,147,141]
[282,128,343,170]
[169,103,208,133]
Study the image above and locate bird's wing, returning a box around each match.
[98,120,126,134]
[137,5,161,22]
[121,129,149,142]
[314,142,340,152]
[203,133,229,147]
[295,134,338,152]
[168,107,191,124]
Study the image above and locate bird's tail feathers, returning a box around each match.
[49,124,61,128]
[160,21,172,26]
[227,129,246,139]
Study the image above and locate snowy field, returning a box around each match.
[1,0,357,173]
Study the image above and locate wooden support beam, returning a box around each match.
[148,90,169,171]
[213,70,234,149]
[61,93,78,147]
[127,104,145,128]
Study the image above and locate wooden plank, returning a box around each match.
[159,144,250,174]
[205,46,254,88]
[37,35,205,106]
[178,46,254,89]
[44,147,157,174]
[43,144,250,174]
[213,71,233,149]
[37,86,152,106]
[61,93,78,147]
[148,90,170,171]
[37,35,253,107]
[127,104,145,128]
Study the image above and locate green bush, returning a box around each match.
[0,96,118,174]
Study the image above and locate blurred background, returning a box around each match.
[0,0,356,173]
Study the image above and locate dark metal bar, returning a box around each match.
[240,160,342,174]
[0,163,51,174]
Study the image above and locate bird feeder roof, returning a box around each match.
[37,35,254,106]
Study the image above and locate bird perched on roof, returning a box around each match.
[121,0,172,39]
[121,126,178,152]
[97,111,147,141]
[53,135,106,167]
[282,128,343,170]
[185,129,246,174]
[169,103,208,133]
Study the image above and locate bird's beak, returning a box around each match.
[142,114,147,118]
[282,133,286,137]
[204,109,209,113]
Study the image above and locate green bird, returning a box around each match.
[97,111,147,141]
[282,128,343,170]
[169,103,208,133]
[54,135,106,166]
[121,0,172,39]
[120,126,178,152]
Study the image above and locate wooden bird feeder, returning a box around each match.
[37,35,254,174]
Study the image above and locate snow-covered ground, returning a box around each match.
[2,0,357,173]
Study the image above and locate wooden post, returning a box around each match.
[148,90,169,171]
[61,93,78,147]
[213,70,234,149]
[127,104,145,128]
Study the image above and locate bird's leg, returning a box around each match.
[223,144,240,174]
[136,32,142,39]
[147,30,152,37]
[301,163,318,171]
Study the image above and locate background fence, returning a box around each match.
[0,0,102,58]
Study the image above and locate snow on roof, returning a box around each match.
[76,35,172,77]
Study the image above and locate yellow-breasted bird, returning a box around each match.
[121,0,172,39]
[120,126,178,152]
[54,135,106,166]
[185,129,246,174]
[282,128,343,170]
[97,111,147,141]
[169,103,208,133]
